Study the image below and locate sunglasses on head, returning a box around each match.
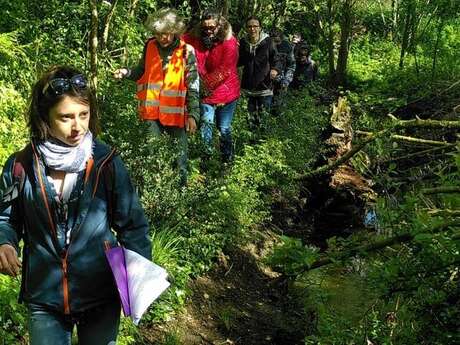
[42,74,88,96]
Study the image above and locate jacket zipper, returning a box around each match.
[61,251,70,314]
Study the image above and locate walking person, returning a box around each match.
[182,10,240,164]
[291,32,304,56]
[113,8,200,186]
[269,28,296,115]
[291,43,318,90]
[238,16,281,131]
[0,65,152,345]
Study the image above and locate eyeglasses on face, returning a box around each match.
[247,25,259,29]
[42,74,88,96]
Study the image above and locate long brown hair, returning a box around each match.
[192,9,231,42]
[27,65,99,141]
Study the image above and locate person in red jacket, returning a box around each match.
[183,10,240,163]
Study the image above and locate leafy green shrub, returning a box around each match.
[0,82,27,165]
[0,276,27,344]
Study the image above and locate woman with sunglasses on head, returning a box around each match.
[113,8,200,186]
[182,9,240,165]
[0,65,151,345]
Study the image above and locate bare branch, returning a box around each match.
[388,115,460,129]
[427,209,460,217]
[101,0,119,51]
[296,127,393,180]
[355,130,453,146]
[421,186,460,194]
[379,144,456,164]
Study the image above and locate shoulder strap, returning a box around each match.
[102,149,117,226]
[13,144,33,195]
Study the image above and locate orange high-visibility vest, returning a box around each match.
[136,39,188,127]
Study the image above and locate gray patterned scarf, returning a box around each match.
[37,132,93,173]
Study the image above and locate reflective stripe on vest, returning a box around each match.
[136,39,188,127]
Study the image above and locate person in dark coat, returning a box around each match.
[238,16,281,130]
[291,43,318,90]
[270,28,296,115]
[0,65,152,345]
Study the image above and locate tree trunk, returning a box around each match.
[101,0,119,51]
[377,0,387,35]
[390,0,398,40]
[89,0,98,95]
[326,0,336,80]
[122,0,139,64]
[431,18,444,82]
[335,0,354,86]
[399,1,413,68]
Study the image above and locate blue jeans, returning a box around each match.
[247,95,272,129]
[28,301,120,345]
[200,100,238,162]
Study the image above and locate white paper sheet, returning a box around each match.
[124,248,170,325]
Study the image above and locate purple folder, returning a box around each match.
[105,246,131,316]
[105,245,170,325]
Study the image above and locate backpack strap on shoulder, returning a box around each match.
[11,144,33,198]
[13,158,26,194]
[102,148,117,227]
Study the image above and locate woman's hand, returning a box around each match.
[0,244,21,277]
[113,68,129,80]
[186,117,197,134]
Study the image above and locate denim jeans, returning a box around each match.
[247,95,273,130]
[28,301,120,345]
[200,100,238,162]
[146,120,188,186]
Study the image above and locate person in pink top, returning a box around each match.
[183,10,240,163]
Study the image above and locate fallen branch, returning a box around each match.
[379,145,456,164]
[297,127,393,180]
[298,113,459,180]
[388,114,460,129]
[421,186,460,194]
[302,220,460,273]
[355,130,453,146]
[427,209,460,217]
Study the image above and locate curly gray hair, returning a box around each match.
[145,8,186,35]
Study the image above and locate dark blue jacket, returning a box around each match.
[0,140,151,314]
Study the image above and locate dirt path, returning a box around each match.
[142,234,307,345]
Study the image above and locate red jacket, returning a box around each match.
[182,32,240,105]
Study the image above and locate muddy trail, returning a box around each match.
[141,233,309,345]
